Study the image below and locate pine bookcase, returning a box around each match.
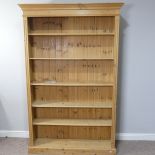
[19,3,123,155]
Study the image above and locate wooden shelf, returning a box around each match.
[32,100,112,108]
[30,138,112,151]
[30,57,114,60]
[31,81,114,87]
[33,119,112,126]
[29,31,115,36]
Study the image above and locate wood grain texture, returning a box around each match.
[111,15,120,148]
[31,82,114,86]
[19,3,124,17]
[29,138,116,154]
[33,119,112,126]
[29,35,114,59]
[19,3,123,154]
[28,17,115,34]
[32,100,112,108]
[29,32,115,36]
[19,3,124,10]
[23,17,34,146]
[36,126,111,140]
[30,60,114,83]
[34,107,112,119]
[32,86,113,103]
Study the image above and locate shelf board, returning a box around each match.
[31,81,114,87]
[30,138,112,152]
[32,100,112,108]
[29,31,115,36]
[33,119,112,126]
[30,57,114,60]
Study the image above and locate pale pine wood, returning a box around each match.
[31,81,114,86]
[33,138,111,149]
[19,3,123,155]
[19,3,123,17]
[111,15,120,148]
[34,108,112,119]
[23,17,34,146]
[28,16,115,35]
[32,100,112,108]
[29,35,114,59]
[30,58,114,60]
[29,138,116,154]
[30,60,114,83]
[33,86,113,104]
[33,119,112,126]
[29,32,115,36]
[36,126,111,139]
[19,3,123,10]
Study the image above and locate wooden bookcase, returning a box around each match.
[19,3,123,155]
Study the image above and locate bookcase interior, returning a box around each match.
[29,36,114,59]
[29,17,115,34]
[28,15,115,147]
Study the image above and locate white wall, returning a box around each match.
[0,0,155,139]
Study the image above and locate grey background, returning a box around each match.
[0,0,155,135]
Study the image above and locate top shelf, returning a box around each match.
[28,31,115,36]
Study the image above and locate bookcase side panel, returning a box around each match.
[111,15,120,148]
[23,17,34,145]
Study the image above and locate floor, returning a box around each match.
[0,138,155,155]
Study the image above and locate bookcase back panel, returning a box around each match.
[29,17,114,34]
[31,60,114,83]
[35,126,111,140]
[34,108,112,119]
[32,86,113,103]
[29,36,114,59]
